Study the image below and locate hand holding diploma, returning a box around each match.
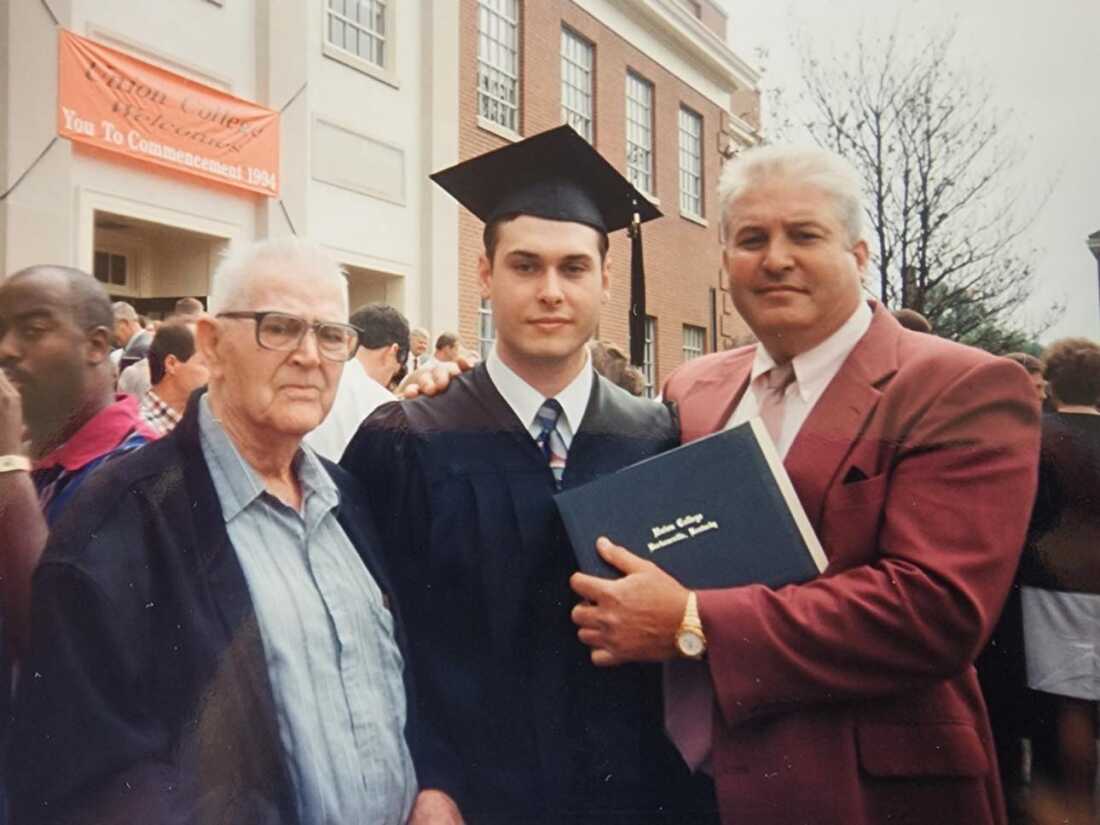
[570,537,690,666]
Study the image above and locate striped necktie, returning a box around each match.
[534,399,567,490]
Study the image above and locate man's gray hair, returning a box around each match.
[112,300,139,321]
[208,237,348,315]
[410,327,430,341]
[718,145,867,245]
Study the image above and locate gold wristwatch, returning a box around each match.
[0,455,31,475]
[675,591,707,659]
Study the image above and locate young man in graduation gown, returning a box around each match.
[341,127,699,825]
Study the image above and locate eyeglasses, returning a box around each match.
[217,311,361,362]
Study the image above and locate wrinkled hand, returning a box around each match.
[0,370,27,455]
[400,354,479,399]
[407,789,466,825]
[570,537,689,666]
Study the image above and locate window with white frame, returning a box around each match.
[326,0,388,69]
[626,72,655,195]
[478,298,496,359]
[477,0,520,133]
[642,316,657,398]
[560,27,593,142]
[679,107,704,217]
[682,324,705,361]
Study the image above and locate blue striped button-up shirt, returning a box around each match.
[199,396,416,825]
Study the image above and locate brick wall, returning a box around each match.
[457,0,751,390]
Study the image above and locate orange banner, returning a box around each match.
[58,30,280,196]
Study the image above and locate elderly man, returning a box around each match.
[10,238,423,825]
[407,327,430,371]
[110,300,152,372]
[0,267,155,654]
[139,322,210,436]
[569,146,1041,825]
[306,302,409,461]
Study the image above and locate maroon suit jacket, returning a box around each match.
[662,304,1040,825]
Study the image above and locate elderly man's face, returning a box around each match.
[0,271,95,421]
[204,271,346,440]
[410,335,428,357]
[723,180,868,360]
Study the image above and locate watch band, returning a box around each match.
[0,454,32,474]
[682,591,703,633]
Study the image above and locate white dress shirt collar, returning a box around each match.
[486,345,594,448]
[748,300,873,404]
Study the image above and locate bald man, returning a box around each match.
[0,266,156,654]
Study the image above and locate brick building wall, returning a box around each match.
[457,0,754,391]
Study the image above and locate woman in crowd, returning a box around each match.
[1020,337,1100,824]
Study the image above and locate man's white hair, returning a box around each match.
[718,145,867,245]
[207,237,348,315]
[111,300,139,321]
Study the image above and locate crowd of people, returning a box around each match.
[0,129,1097,825]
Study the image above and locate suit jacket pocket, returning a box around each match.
[828,471,889,511]
[856,722,988,779]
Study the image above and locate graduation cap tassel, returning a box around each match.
[628,207,646,367]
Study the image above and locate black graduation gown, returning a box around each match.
[342,364,692,824]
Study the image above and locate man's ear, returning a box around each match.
[163,353,181,376]
[852,239,870,272]
[477,253,493,301]
[601,254,612,304]
[195,316,224,380]
[85,325,112,365]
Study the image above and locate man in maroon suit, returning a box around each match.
[570,145,1041,825]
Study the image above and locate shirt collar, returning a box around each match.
[486,345,594,435]
[35,394,155,472]
[198,394,339,523]
[749,301,873,402]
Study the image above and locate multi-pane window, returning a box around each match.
[642,316,657,398]
[625,72,654,194]
[93,250,128,287]
[679,107,704,217]
[326,0,387,69]
[560,28,594,142]
[477,0,520,133]
[478,298,496,359]
[682,324,705,361]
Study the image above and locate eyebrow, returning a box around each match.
[11,309,57,323]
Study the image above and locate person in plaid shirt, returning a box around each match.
[139,322,209,437]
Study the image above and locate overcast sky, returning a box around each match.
[722,0,1100,342]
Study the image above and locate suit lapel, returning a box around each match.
[679,349,754,440]
[783,304,901,528]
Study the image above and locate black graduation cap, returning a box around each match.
[430,125,661,366]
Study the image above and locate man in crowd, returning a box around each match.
[118,297,205,398]
[306,302,409,461]
[139,321,210,436]
[408,326,430,371]
[1004,351,1047,404]
[420,331,460,371]
[0,266,156,654]
[342,126,694,824]
[110,300,152,372]
[10,238,424,824]
[569,145,1041,825]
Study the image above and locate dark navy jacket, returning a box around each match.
[9,391,413,825]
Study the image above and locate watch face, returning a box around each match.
[677,630,705,658]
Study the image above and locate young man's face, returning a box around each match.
[479,215,609,374]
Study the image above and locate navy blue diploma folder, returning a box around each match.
[554,419,827,589]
